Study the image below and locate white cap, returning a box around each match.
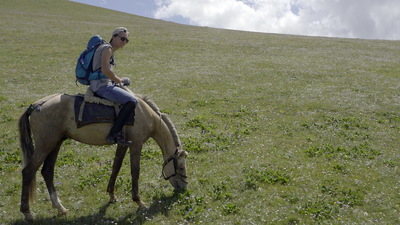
[112,27,129,36]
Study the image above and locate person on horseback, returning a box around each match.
[90,27,137,146]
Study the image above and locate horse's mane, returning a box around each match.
[134,92,182,148]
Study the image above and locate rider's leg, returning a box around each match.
[95,85,137,145]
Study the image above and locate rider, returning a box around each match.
[90,27,137,146]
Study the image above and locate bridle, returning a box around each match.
[158,112,187,184]
[162,149,188,183]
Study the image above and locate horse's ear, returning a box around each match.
[178,150,188,158]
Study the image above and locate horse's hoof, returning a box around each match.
[58,208,69,216]
[109,196,118,203]
[23,212,33,222]
[138,201,148,211]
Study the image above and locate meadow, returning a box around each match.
[1,0,399,224]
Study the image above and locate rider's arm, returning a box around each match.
[101,47,122,84]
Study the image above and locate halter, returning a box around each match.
[162,149,188,183]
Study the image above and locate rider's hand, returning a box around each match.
[121,77,131,86]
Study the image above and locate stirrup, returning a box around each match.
[106,133,133,146]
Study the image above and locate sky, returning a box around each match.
[70,0,400,40]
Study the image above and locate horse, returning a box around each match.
[18,86,188,221]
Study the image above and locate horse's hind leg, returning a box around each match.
[20,149,51,221]
[107,144,128,203]
[21,161,41,221]
[41,140,68,216]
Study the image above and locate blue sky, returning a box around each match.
[70,0,190,24]
[70,0,400,40]
[72,0,155,17]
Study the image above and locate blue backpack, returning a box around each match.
[75,35,106,85]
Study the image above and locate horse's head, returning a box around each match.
[162,149,188,191]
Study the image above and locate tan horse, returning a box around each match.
[18,87,188,221]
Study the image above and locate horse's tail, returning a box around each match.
[19,109,34,166]
[18,107,36,201]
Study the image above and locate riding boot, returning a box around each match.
[106,101,136,146]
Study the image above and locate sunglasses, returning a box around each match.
[119,36,129,43]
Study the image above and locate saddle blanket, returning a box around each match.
[74,96,134,128]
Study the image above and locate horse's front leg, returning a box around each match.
[129,143,147,209]
[107,144,129,203]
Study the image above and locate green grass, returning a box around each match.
[1,0,400,224]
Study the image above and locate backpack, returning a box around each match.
[75,35,106,85]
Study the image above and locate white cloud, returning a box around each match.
[154,0,400,40]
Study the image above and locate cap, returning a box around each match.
[112,27,129,36]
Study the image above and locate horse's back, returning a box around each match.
[29,94,73,122]
[28,92,160,146]
[28,94,75,147]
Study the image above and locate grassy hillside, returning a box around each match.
[1,0,400,224]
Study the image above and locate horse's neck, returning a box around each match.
[152,119,177,160]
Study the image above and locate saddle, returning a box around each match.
[74,88,134,128]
